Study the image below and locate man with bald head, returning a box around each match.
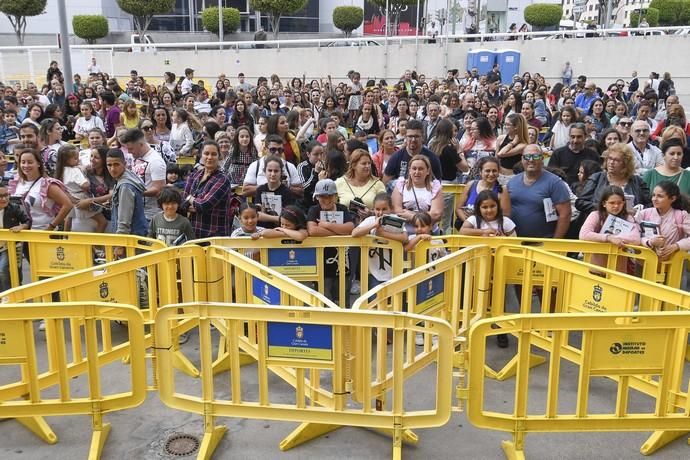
[507,144,571,238]
[628,119,662,175]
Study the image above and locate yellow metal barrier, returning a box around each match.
[0,302,146,459]
[468,312,690,459]
[195,236,404,308]
[2,245,208,377]
[353,245,493,417]
[414,235,659,284]
[0,229,164,289]
[155,303,454,459]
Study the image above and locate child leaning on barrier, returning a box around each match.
[352,192,408,291]
[253,205,308,241]
[148,186,195,246]
[0,185,30,292]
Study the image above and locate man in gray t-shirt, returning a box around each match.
[507,144,571,238]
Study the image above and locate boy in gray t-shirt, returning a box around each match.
[148,186,195,246]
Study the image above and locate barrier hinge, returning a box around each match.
[456,386,469,402]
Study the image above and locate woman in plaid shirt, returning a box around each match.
[180,141,232,238]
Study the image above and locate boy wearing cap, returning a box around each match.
[307,179,354,306]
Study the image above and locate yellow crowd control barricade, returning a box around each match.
[413,235,659,284]
[2,245,209,377]
[659,250,690,293]
[353,245,493,406]
[0,229,164,289]
[486,245,690,381]
[155,303,453,460]
[195,236,404,308]
[468,312,690,459]
[202,244,339,374]
[0,302,146,459]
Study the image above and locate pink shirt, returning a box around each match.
[636,207,690,251]
[580,211,641,273]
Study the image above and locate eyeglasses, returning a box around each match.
[523,154,543,161]
[618,121,632,127]
[269,100,278,104]
[0,193,9,198]
[268,147,284,154]
[617,84,625,88]
[142,125,153,130]
[634,129,649,134]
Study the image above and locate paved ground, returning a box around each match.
[2,324,689,460]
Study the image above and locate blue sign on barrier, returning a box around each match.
[267,248,317,275]
[252,277,281,305]
[415,273,445,314]
[267,322,333,361]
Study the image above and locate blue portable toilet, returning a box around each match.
[496,49,520,85]
[466,49,495,76]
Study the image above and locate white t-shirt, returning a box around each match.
[466,216,517,236]
[131,148,166,220]
[73,116,105,138]
[13,178,53,230]
[243,157,301,188]
[62,166,89,200]
[357,215,403,282]
[181,77,194,95]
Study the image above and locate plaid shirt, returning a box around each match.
[183,168,231,238]
[222,149,258,186]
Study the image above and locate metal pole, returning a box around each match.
[415,0,420,70]
[605,0,613,28]
[189,0,195,32]
[444,0,450,74]
[57,0,74,95]
[385,0,389,81]
[218,0,224,49]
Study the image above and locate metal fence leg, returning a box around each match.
[501,429,526,460]
[197,413,226,460]
[640,430,690,455]
[279,422,341,451]
[15,416,57,444]
[88,412,111,460]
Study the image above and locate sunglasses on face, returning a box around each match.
[268,147,284,154]
[634,129,649,134]
[618,121,632,127]
[523,154,543,161]
[142,125,153,130]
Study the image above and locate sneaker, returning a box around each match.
[350,280,361,295]
[496,333,509,348]
[38,320,46,331]
[415,332,425,346]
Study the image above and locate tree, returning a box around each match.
[649,0,686,25]
[249,0,309,39]
[630,7,660,27]
[333,6,363,38]
[73,15,109,44]
[117,0,175,39]
[369,0,418,36]
[524,4,563,30]
[0,0,46,45]
[200,7,241,35]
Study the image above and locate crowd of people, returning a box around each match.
[0,59,689,308]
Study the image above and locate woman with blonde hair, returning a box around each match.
[335,149,385,218]
[576,143,651,214]
[392,154,444,233]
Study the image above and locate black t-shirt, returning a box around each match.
[548,146,602,185]
[255,183,295,229]
[306,203,353,277]
[383,146,443,182]
[439,144,461,181]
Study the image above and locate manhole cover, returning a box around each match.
[164,433,200,457]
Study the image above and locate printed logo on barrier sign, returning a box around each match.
[264,283,269,298]
[610,342,622,354]
[289,249,296,261]
[56,246,65,261]
[296,325,304,339]
[609,341,646,355]
[99,281,109,299]
[592,284,603,302]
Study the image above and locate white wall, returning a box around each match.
[2,35,689,100]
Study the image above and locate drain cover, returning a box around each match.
[164,433,200,457]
